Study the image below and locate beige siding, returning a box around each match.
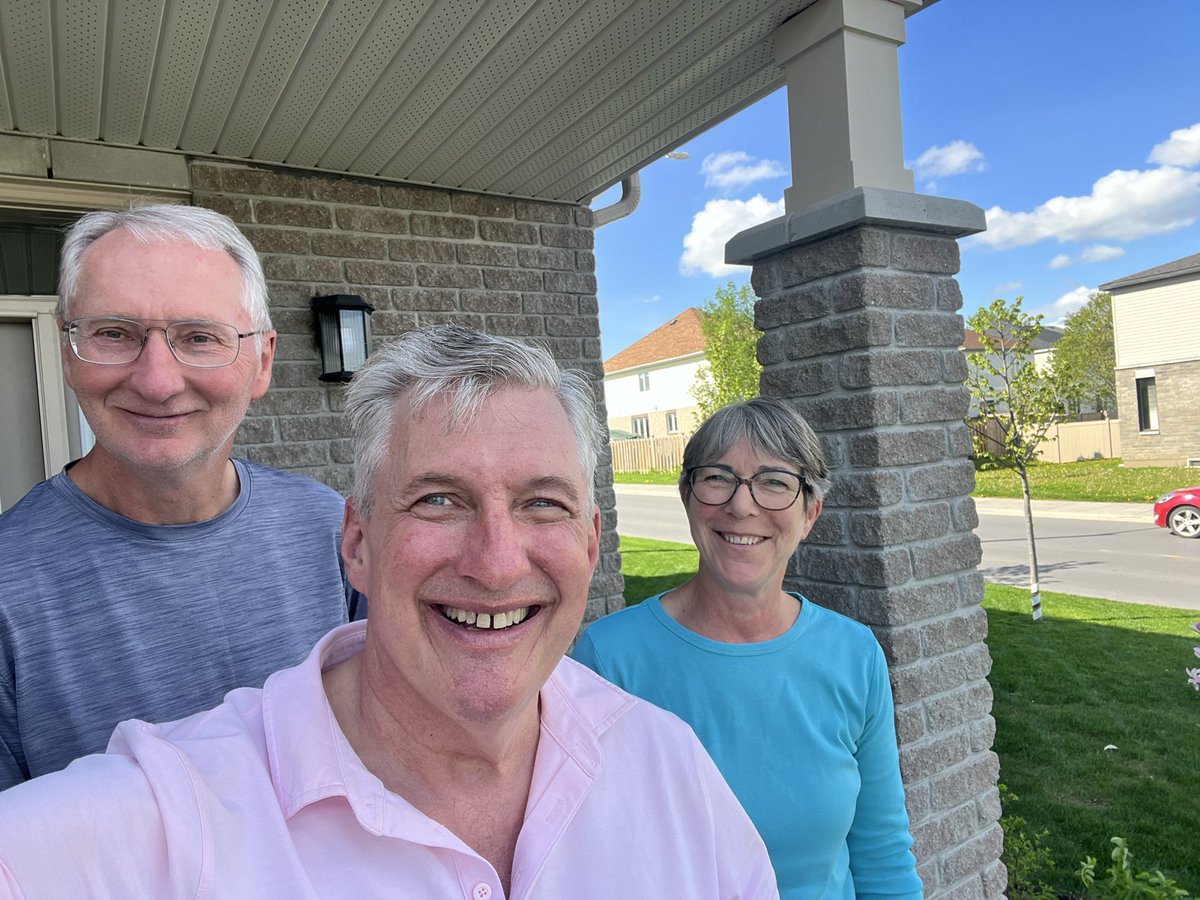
[1113,276,1200,368]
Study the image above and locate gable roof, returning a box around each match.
[604,308,706,374]
[1100,252,1200,292]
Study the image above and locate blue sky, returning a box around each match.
[593,0,1200,358]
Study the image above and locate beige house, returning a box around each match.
[1102,252,1200,467]
[603,307,706,440]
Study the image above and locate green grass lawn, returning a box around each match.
[616,536,1200,896]
[616,458,1197,503]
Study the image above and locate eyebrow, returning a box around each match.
[402,472,583,500]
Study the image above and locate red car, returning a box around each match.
[1154,486,1200,538]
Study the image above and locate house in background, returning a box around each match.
[1102,252,1200,467]
[960,326,1062,417]
[603,308,706,440]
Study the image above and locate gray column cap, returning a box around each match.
[726,187,987,265]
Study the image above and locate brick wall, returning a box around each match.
[751,225,1003,898]
[1115,361,1200,466]
[189,160,624,619]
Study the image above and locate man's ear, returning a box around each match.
[341,500,369,592]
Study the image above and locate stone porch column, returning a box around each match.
[734,0,1003,894]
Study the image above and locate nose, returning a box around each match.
[125,328,188,400]
[456,509,532,591]
[724,479,759,516]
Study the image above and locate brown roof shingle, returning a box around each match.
[603,308,707,374]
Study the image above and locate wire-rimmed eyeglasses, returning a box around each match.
[685,464,808,511]
[61,316,263,368]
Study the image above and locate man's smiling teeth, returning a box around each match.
[440,605,531,630]
[722,533,764,545]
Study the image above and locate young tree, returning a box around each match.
[1048,291,1116,417]
[967,297,1061,621]
[690,281,762,419]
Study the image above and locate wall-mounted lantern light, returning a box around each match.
[312,294,374,382]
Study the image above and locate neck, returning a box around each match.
[661,574,798,643]
[67,451,240,524]
[324,649,539,892]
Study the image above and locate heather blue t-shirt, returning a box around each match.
[0,459,357,789]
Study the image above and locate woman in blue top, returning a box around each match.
[573,398,922,900]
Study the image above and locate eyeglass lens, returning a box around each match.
[68,318,244,367]
[689,466,803,510]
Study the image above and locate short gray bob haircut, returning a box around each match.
[57,204,272,333]
[345,324,603,519]
[681,397,831,506]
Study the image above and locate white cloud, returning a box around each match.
[680,194,785,277]
[911,140,986,180]
[640,293,661,304]
[990,280,1023,296]
[701,151,786,190]
[972,165,1200,249]
[1047,254,1071,269]
[1080,244,1125,263]
[1148,122,1200,167]
[1050,286,1096,320]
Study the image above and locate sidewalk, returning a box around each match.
[614,484,1151,525]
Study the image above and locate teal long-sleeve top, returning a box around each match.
[571,592,923,900]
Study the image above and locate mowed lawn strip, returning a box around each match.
[614,536,1200,896]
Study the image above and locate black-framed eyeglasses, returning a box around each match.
[685,464,808,511]
[61,316,263,368]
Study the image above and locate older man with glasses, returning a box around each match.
[0,204,359,791]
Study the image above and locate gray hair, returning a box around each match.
[57,204,271,332]
[680,397,831,506]
[345,324,603,519]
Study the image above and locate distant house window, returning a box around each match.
[632,416,650,438]
[1135,376,1159,432]
[637,371,650,391]
[665,411,678,433]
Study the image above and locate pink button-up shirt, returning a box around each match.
[0,622,777,899]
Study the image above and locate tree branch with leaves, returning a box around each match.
[690,281,762,419]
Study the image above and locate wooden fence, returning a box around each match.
[610,434,687,473]
[970,417,1122,462]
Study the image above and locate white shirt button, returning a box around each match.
[471,883,492,900]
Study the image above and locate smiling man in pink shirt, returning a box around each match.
[0,325,777,900]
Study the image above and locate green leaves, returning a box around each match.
[690,281,762,419]
[1049,291,1117,417]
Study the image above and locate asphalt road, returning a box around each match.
[612,485,1200,610]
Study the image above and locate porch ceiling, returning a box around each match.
[0,0,928,204]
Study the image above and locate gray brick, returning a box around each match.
[875,623,922,665]
[540,224,593,249]
[336,206,410,235]
[937,277,964,311]
[518,246,576,271]
[911,533,983,580]
[222,167,308,198]
[829,469,905,507]
[900,387,970,424]
[911,801,975,859]
[240,441,330,469]
[389,237,456,263]
[262,255,343,282]
[892,232,961,275]
[906,459,976,501]
[247,388,326,416]
[416,264,482,289]
[484,314,546,336]
[832,271,936,312]
[369,310,419,332]
[523,293,578,314]
[254,199,333,229]
[970,715,997,755]
[802,546,912,587]
[279,415,350,442]
[480,220,538,244]
[755,284,831,327]
[898,729,971,781]
[392,287,458,312]
[951,497,979,531]
[243,226,311,255]
[484,268,543,291]
[449,192,513,218]
[545,315,598,337]
[775,310,895,359]
[933,754,1000,814]
[188,162,223,191]
[411,212,476,240]
[850,428,947,467]
[269,308,316,334]
[461,290,522,313]
[894,704,926,744]
[792,391,899,431]
[891,653,970,705]
[344,259,416,286]
[457,243,518,267]
[857,579,960,626]
[850,502,950,546]
[752,227,891,294]
[514,198,573,224]
[414,311,484,329]
[943,349,969,382]
[194,193,252,223]
[234,417,276,444]
[574,205,594,228]
[306,175,381,206]
[544,271,596,293]
[981,859,1008,899]
[925,680,993,733]
[312,233,388,260]
[381,184,450,211]
[269,360,324,388]
[896,311,966,348]
[840,350,943,388]
[761,360,835,397]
